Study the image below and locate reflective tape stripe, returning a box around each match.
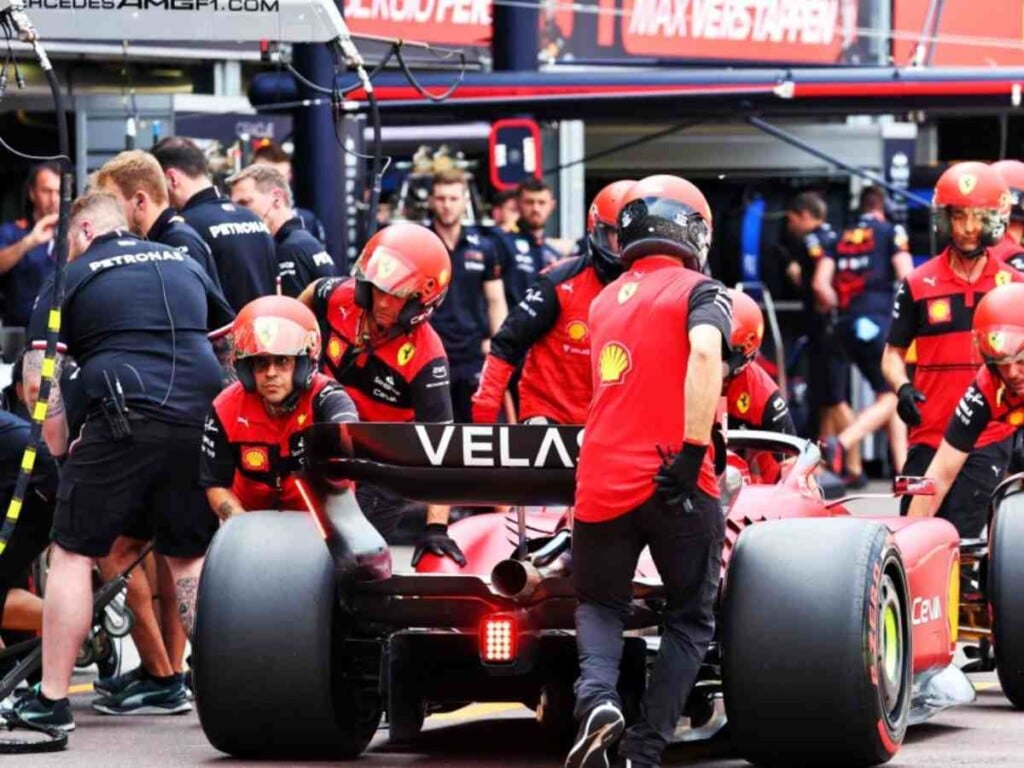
[41,356,56,378]
[6,497,22,522]
[20,448,35,473]
[48,309,61,332]
[32,400,48,422]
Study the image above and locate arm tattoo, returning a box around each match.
[175,576,199,639]
[216,499,241,521]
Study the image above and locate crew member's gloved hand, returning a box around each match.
[411,523,467,568]
[653,441,707,515]
[471,355,516,423]
[896,383,926,427]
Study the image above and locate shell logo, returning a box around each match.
[242,446,269,471]
[617,282,638,304]
[398,342,416,366]
[566,320,588,342]
[989,331,1006,353]
[958,174,977,196]
[927,299,951,324]
[598,342,632,384]
[327,336,344,365]
[736,392,751,414]
[439,268,450,287]
[1009,410,1024,427]
[996,270,1012,287]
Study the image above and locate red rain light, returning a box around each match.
[480,613,517,664]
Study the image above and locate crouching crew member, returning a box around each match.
[299,222,466,567]
[568,175,730,768]
[723,289,794,434]
[908,283,1024,530]
[471,180,635,425]
[200,296,357,517]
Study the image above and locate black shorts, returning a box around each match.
[900,438,1012,538]
[54,417,217,559]
[835,315,890,397]
[806,323,849,409]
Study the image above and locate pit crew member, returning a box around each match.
[0,162,59,327]
[226,164,338,297]
[496,178,563,308]
[907,283,1024,530]
[9,192,234,730]
[426,168,507,422]
[569,175,730,768]
[200,296,356,518]
[471,179,635,425]
[299,222,465,567]
[882,161,1024,535]
[812,186,914,481]
[95,150,221,289]
[152,136,278,311]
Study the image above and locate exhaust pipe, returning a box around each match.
[491,529,571,601]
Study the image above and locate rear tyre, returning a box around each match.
[723,518,911,766]
[990,491,1024,708]
[195,511,381,758]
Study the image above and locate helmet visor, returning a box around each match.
[976,326,1024,364]
[355,245,421,299]
[590,221,621,258]
[234,316,316,359]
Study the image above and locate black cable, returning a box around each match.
[393,45,465,103]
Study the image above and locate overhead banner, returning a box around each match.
[541,0,861,65]
[892,0,1024,67]
[343,0,492,46]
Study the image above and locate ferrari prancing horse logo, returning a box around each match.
[958,174,977,196]
[398,342,416,366]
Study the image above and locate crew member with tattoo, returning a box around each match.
[199,296,358,519]
[9,192,233,732]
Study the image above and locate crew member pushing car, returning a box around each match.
[200,296,357,518]
[471,179,635,425]
[882,161,1024,537]
[908,283,1024,528]
[299,222,466,567]
[568,175,731,768]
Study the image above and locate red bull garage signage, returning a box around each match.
[541,0,858,64]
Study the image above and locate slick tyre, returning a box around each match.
[723,518,912,767]
[990,490,1024,709]
[194,511,381,758]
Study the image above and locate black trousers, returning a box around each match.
[572,491,724,765]
[900,438,1012,538]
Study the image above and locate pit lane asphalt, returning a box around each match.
[21,489,1024,767]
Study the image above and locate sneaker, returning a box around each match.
[93,665,144,696]
[183,670,193,701]
[565,701,625,768]
[844,472,869,491]
[823,437,845,476]
[92,676,192,716]
[623,761,659,768]
[5,690,75,732]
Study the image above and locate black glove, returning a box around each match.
[653,442,707,515]
[411,523,467,568]
[896,383,926,427]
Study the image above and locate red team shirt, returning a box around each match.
[575,257,732,523]
[946,366,1024,453]
[724,362,794,434]
[887,249,1024,449]
[200,373,357,510]
[312,278,453,423]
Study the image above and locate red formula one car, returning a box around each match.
[192,424,1004,766]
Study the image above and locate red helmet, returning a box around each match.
[353,222,452,329]
[587,179,636,279]
[618,174,713,272]
[726,289,765,376]
[992,159,1024,224]
[233,296,322,393]
[973,283,1024,366]
[933,162,1010,255]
